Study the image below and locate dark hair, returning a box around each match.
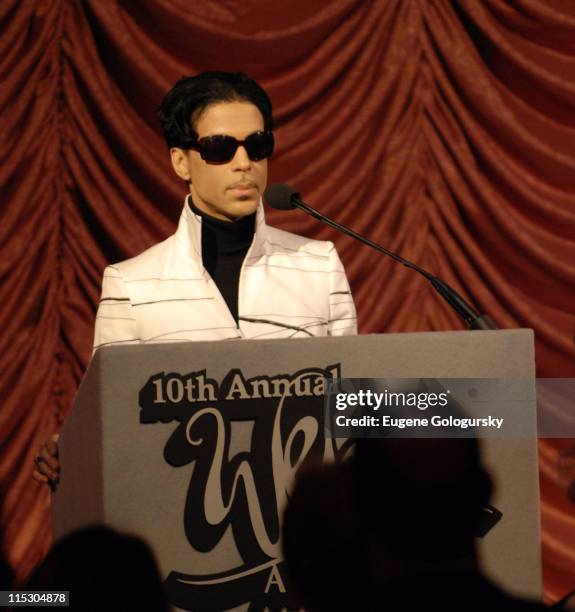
[158,72,274,148]
[353,438,492,561]
[26,526,170,611]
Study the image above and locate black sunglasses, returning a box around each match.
[185,130,274,164]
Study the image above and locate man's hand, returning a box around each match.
[32,433,60,486]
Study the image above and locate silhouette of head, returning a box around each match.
[282,460,361,612]
[27,525,169,611]
[353,437,493,564]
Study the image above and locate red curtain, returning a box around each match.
[1,0,574,601]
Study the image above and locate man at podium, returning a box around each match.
[33,71,357,485]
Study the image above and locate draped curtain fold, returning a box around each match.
[1,0,574,601]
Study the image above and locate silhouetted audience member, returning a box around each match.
[26,525,169,611]
[282,460,362,611]
[283,437,550,611]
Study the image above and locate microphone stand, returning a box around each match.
[291,196,497,331]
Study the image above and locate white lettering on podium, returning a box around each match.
[264,565,286,593]
[183,373,325,559]
[152,372,217,403]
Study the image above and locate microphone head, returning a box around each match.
[264,183,300,210]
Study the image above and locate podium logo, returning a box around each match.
[139,365,349,611]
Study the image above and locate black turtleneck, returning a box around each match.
[189,199,255,323]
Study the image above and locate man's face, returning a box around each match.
[170,101,268,221]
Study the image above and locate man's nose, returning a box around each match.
[231,145,251,170]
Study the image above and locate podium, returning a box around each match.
[52,330,540,611]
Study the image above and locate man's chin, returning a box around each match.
[226,198,259,219]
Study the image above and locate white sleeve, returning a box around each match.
[326,243,358,336]
[92,265,139,354]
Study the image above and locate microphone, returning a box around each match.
[264,183,496,331]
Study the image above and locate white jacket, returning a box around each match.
[93,198,357,351]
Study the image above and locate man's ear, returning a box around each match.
[170,148,192,182]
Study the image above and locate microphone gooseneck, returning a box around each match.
[264,183,496,331]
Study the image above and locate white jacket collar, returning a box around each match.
[175,194,268,263]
